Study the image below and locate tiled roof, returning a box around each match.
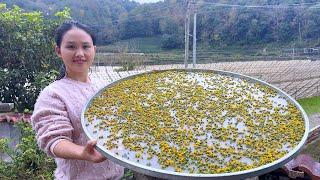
[0,113,31,123]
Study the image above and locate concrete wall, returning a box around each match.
[0,122,21,162]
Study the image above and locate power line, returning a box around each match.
[65,1,320,28]
[199,1,320,9]
[201,1,320,6]
[194,2,320,15]
[184,0,191,68]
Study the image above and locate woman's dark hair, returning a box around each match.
[55,20,96,80]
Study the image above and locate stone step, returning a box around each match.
[0,103,14,113]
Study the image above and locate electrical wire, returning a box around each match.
[198,1,320,9]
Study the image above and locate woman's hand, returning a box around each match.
[53,140,107,163]
[81,140,107,163]
[53,139,106,163]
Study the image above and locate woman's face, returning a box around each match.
[56,27,96,77]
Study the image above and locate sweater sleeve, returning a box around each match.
[31,88,74,157]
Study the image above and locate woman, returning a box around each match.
[31,21,124,180]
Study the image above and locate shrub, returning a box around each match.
[161,33,183,50]
[0,4,70,112]
[0,121,56,180]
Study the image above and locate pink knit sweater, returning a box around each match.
[31,77,124,180]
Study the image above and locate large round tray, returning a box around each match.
[81,69,309,180]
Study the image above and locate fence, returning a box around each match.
[91,60,320,99]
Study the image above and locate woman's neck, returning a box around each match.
[66,71,90,83]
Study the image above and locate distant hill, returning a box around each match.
[3,0,138,25]
[1,0,187,44]
[2,0,140,44]
[2,0,320,48]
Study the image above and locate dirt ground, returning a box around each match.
[309,113,320,129]
[300,113,320,161]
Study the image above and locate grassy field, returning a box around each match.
[97,37,319,65]
[298,96,320,115]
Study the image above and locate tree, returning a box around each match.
[161,33,183,49]
[0,4,70,112]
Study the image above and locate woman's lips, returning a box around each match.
[73,59,86,64]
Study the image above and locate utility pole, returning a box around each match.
[184,0,191,68]
[185,0,197,68]
[292,43,295,60]
[298,0,303,44]
[192,12,197,68]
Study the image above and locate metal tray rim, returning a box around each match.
[81,68,309,179]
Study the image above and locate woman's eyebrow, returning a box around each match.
[65,41,91,45]
[65,41,76,44]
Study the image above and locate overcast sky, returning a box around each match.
[133,0,163,4]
